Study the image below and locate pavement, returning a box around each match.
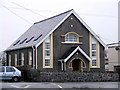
[0,82,120,90]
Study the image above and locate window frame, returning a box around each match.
[8,55,11,66]
[65,32,79,43]
[45,50,50,57]
[15,54,17,66]
[91,36,97,67]
[45,59,50,66]
[28,51,32,66]
[92,51,96,57]
[44,36,51,67]
[21,53,24,66]
[92,44,96,50]
[45,42,50,50]
[92,59,97,66]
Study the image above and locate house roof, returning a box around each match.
[107,42,120,49]
[59,46,91,62]
[6,9,106,51]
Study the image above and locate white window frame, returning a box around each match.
[92,51,96,57]
[92,44,96,50]
[28,51,32,66]
[65,33,79,42]
[45,58,50,66]
[21,53,24,66]
[8,55,11,66]
[43,34,53,68]
[15,54,17,66]
[45,42,50,49]
[44,36,50,67]
[92,36,97,67]
[45,50,50,57]
[92,59,97,66]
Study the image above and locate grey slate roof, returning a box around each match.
[6,9,106,51]
[6,9,72,51]
[60,46,78,59]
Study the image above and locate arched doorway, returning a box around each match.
[72,59,86,71]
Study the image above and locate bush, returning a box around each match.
[17,65,40,81]
[27,69,40,81]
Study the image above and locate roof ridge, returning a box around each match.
[34,9,73,24]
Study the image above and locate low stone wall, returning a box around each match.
[35,71,119,82]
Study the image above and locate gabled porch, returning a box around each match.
[59,46,91,71]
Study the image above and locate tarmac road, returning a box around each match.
[0,82,120,90]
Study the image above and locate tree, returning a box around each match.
[0,51,6,66]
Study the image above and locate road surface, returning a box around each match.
[0,82,120,90]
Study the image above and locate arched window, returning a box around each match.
[65,33,79,42]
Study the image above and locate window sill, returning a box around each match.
[61,42,83,44]
[91,66,100,68]
[43,66,53,68]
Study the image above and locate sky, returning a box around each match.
[0,0,119,52]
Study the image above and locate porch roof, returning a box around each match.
[59,46,91,62]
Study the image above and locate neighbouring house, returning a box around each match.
[5,9,106,72]
[107,43,120,71]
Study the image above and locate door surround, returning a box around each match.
[69,58,86,71]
